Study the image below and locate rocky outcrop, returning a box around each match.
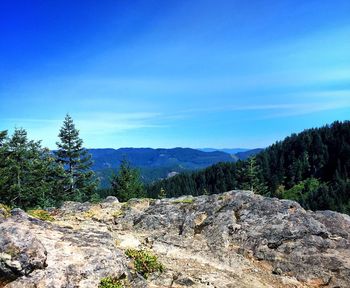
[0,206,134,288]
[0,216,47,284]
[1,191,350,287]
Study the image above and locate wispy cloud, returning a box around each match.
[172,89,350,120]
[5,112,165,134]
[2,111,168,147]
[75,112,166,135]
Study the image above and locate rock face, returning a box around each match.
[0,218,47,284]
[0,207,131,288]
[1,191,350,287]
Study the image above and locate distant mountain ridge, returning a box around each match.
[198,148,250,154]
[234,148,264,160]
[89,147,235,170]
[88,147,261,187]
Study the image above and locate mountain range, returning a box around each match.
[89,147,262,187]
[198,148,250,154]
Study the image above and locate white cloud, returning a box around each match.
[173,89,350,119]
[2,111,167,148]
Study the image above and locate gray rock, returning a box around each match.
[1,211,131,288]
[2,191,350,287]
[0,221,47,285]
[103,196,119,203]
[9,208,27,218]
[121,191,350,287]
[60,201,92,214]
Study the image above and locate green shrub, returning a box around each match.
[90,193,101,203]
[112,210,124,218]
[282,178,322,208]
[125,249,164,279]
[0,203,11,218]
[27,209,54,221]
[82,209,96,218]
[99,277,124,288]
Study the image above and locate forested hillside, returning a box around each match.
[146,121,350,214]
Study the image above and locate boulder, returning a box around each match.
[103,196,119,204]
[1,211,131,288]
[125,191,350,287]
[0,220,47,285]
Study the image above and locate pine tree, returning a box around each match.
[5,128,39,207]
[55,114,98,201]
[0,130,9,203]
[0,128,64,208]
[110,159,144,202]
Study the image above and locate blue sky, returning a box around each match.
[0,0,349,149]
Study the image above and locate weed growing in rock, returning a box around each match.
[125,249,164,279]
[173,198,194,204]
[218,195,224,200]
[82,209,96,219]
[112,210,124,218]
[27,209,54,221]
[99,277,124,288]
[0,203,11,218]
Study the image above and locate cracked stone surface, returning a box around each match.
[1,191,350,287]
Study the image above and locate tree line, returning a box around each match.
[2,118,349,214]
[146,121,350,214]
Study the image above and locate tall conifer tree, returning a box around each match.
[0,128,63,208]
[55,114,98,201]
[110,159,144,201]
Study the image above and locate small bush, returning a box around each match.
[82,210,96,218]
[99,277,124,288]
[112,210,124,218]
[27,209,54,221]
[0,203,11,218]
[125,249,164,279]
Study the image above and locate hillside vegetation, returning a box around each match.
[147,121,350,214]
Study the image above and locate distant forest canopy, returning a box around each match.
[146,121,350,214]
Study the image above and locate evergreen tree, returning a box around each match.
[237,156,268,194]
[0,130,7,146]
[55,114,98,201]
[0,128,64,208]
[0,130,9,202]
[110,159,144,202]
